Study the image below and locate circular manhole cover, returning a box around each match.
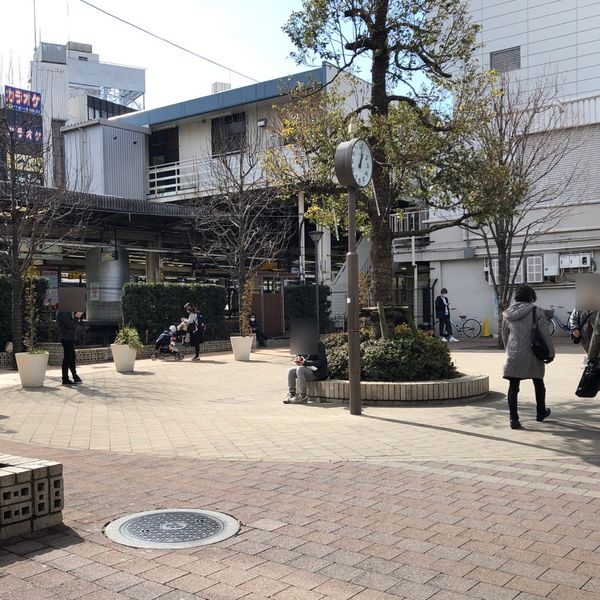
[104,509,240,549]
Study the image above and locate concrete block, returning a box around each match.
[0,500,33,525]
[0,519,32,540]
[33,479,49,516]
[32,512,62,531]
[0,482,32,507]
[49,476,64,513]
[0,469,16,487]
[3,467,31,484]
[18,462,48,480]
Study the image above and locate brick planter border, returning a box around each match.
[307,375,489,405]
[0,455,64,540]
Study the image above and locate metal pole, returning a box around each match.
[299,191,306,283]
[315,239,320,337]
[347,187,361,415]
[412,236,418,326]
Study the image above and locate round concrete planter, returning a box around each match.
[15,351,49,388]
[110,344,138,373]
[230,336,253,361]
[308,375,489,404]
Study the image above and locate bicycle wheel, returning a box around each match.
[549,319,556,336]
[462,319,482,338]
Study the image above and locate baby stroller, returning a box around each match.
[151,326,184,361]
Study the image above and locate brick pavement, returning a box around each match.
[1,344,600,599]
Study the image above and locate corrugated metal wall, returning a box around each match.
[102,125,147,200]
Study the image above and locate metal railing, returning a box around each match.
[389,209,429,235]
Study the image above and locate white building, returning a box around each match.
[393,0,600,334]
[30,41,145,187]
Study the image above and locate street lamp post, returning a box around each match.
[335,139,373,416]
[308,230,324,337]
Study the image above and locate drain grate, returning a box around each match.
[104,509,240,549]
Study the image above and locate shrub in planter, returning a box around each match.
[325,329,459,382]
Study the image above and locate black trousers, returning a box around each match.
[507,377,546,422]
[439,315,453,337]
[61,340,77,382]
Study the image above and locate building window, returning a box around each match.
[490,46,521,73]
[526,256,543,283]
[211,112,246,156]
[487,257,524,285]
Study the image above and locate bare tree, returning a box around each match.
[190,129,294,334]
[0,100,90,354]
[461,73,585,345]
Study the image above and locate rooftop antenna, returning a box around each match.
[33,0,38,49]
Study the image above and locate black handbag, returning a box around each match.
[531,307,551,362]
[576,359,600,398]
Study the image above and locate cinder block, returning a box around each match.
[3,467,31,484]
[49,476,64,513]
[0,500,33,525]
[0,519,32,540]
[40,461,62,477]
[33,479,49,516]
[0,482,32,506]
[0,469,16,487]
[18,462,48,480]
[32,512,62,531]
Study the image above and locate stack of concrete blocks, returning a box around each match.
[0,455,64,540]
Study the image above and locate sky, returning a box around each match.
[0,0,310,109]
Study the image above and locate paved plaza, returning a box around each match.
[1,344,600,599]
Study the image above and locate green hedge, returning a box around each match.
[284,284,331,333]
[121,283,226,342]
[323,329,459,382]
[0,275,50,348]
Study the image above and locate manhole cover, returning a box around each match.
[104,509,240,549]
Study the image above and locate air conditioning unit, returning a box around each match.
[544,253,559,276]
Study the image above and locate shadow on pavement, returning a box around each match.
[0,525,85,562]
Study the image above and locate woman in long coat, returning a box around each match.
[502,285,555,429]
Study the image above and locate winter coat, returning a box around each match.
[301,342,328,381]
[502,302,555,380]
[435,295,450,319]
[56,311,77,341]
[569,309,596,352]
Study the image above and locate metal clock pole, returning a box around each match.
[347,186,361,416]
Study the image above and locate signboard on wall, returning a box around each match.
[3,85,42,115]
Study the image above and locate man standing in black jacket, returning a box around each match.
[435,288,458,342]
[56,311,83,385]
[284,341,327,404]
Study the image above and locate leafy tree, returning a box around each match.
[283,0,480,304]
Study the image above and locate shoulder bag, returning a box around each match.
[576,358,600,398]
[531,307,551,362]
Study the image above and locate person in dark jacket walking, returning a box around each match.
[56,310,83,385]
[502,285,554,429]
[284,341,327,404]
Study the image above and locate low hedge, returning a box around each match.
[284,284,331,333]
[121,283,226,342]
[0,275,50,348]
[323,328,459,382]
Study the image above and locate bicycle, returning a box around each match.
[434,308,482,338]
[547,305,572,336]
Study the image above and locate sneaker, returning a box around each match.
[449,336,459,342]
[283,394,296,404]
[297,394,309,404]
[510,420,522,429]
[62,380,75,386]
[441,337,449,343]
[73,376,82,384]
[191,357,200,361]
[537,408,551,422]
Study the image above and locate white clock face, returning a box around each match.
[350,140,373,188]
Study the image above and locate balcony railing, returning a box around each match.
[147,154,267,200]
[390,209,430,251]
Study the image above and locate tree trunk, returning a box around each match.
[496,310,504,350]
[367,0,394,307]
[11,274,23,359]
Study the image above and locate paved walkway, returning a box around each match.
[1,344,600,599]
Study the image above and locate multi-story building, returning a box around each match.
[393,0,600,334]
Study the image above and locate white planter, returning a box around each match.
[230,336,253,362]
[15,352,49,388]
[110,344,138,373]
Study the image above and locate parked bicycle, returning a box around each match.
[434,308,482,338]
[546,305,572,336]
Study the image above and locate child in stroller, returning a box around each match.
[151,325,185,361]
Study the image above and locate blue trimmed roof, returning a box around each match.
[112,65,327,128]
